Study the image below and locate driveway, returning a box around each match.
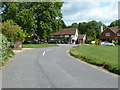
[2,44,118,88]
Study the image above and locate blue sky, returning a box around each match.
[61,0,119,26]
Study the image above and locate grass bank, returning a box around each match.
[23,44,58,48]
[0,50,15,68]
[69,45,119,75]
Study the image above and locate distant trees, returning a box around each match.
[67,20,107,43]
[71,23,78,28]
[66,22,78,29]
[108,19,120,27]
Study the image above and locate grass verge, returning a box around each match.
[0,49,15,68]
[69,45,119,75]
[23,44,58,48]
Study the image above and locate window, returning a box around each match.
[117,33,120,36]
[60,35,64,37]
[65,35,69,37]
[71,35,75,38]
[105,33,110,36]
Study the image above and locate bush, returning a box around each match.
[1,20,26,43]
[0,33,10,59]
[0,34,15,66]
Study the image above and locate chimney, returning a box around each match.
[101,26,103,33]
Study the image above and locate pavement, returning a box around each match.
[2,44,119,88]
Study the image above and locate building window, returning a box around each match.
[65,35,69,37]
[71,35,75,38]
[60,35,64,37]
[105,33,110,36]
[117,33,120,36]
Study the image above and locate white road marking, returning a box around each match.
[43,51,46,56]
[42,49,53,56]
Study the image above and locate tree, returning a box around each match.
[2,2,64,41]
[2,20,26,43]
[32,2,63,40]
[2,2,37,37]
[109,19,120,27]
[60,20,66,28]
[77,20,106,43]
[71,23,78,28]
[2,2,19,21]
[78,22,87,34]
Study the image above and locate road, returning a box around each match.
[2,45,118,88]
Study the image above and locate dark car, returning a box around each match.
[48,40,57,44]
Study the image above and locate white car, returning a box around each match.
[101,41,115,46]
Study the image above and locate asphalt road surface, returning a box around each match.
[2,45,118,88]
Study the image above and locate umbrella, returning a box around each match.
[50,38,55,40]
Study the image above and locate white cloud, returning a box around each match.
[62,1,119,26]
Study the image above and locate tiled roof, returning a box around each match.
[78,34,86,39]
[109,27,120,33]
[51,29,76,35]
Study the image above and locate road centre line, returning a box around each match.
[43,51,46,56]
[42,49,52,56]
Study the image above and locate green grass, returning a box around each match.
[0,50,15,67]
[23,44,58,48]
[69,45,119,75]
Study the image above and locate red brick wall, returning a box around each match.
[116,30,120,39]
[100,28,116,39]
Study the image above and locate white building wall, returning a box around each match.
[71,29,78,41]
[83,35,86,40]
[72,29,78,44]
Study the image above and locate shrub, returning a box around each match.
[1,20,26,44]
[0,34,15,66]
[0,33,10,59]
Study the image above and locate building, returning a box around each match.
[100,27,120,42]
[77,34,86,44]
[51,28,86,44]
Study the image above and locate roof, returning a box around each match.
[108,27,120,33]
[51,29,76,35]
[78,34,86,39]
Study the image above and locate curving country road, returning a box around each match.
[2,45,118,88]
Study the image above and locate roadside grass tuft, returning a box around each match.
[0,50,15,68]
[22,44,58,48]
[69,45,119,75]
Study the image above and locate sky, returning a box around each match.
[61,0,119,26]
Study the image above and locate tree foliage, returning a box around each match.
[67,20,107,43]
[0,33,10,60]
[1,20,26,43]
[2,2,64,41]
[77,21,107,43]
[109,19,120,27]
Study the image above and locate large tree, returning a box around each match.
[2,2,64,40]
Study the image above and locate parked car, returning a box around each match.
[48,40,57,44]
[101,41,115,46]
